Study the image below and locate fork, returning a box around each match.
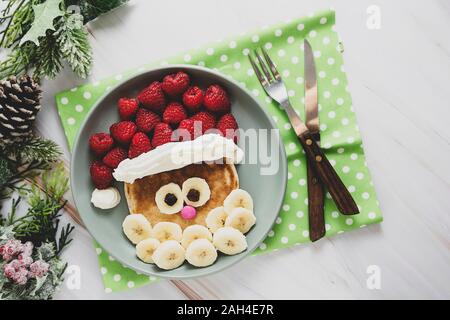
[249,48,359,215]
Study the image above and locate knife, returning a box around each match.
[298,39,360,216]
[304,39,326,242]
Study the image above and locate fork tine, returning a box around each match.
[254,49,273,83]
[248,53,268,86]
[261,47,281,80]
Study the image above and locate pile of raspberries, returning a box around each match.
[89,71,239,189]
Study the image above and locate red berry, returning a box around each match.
[152,123,174,147]
[182,86,203,112]
[128,132,152,159]
[204,84,231,113]
[191,111,216,133]
[137,81,166,111]
[109,121,137,145]
[102,147,127,169]
[177,118,197,141]
[90,161,113,189]
[161,71,190,96]
[118,98,138,120]
[217,113,239,143]
[163,102,187,126]
[89,133,114,156]
[135,108,161,134]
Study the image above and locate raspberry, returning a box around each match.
[204,84,231,113]
[109,121,137,145]
[152,123,174,147]
[90,160,113,189]
[103,147,128,169]
[163,102,187,126]
[118,98,138,120]
[191,111,216,133]
[89,133,114,156]
[182,86,203,112]
[161,71,190,96]
[176,119,196,141]
[137,81,166,111]
[217,113,239,143]
[128,132,152,159]
[135,108,161,134]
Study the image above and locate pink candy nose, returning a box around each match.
[181,205,196,220]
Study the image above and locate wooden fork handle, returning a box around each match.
[298,130,359,215]
[306,133,326,242]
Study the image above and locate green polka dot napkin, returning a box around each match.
[56,9,382,292]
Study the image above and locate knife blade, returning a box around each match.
[304,39,319,134]
[304,39,325,241]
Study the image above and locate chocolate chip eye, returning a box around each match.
[186,189,200,202]
[155,183,183,214]
[164,193,178,206]
[182,177,211,207]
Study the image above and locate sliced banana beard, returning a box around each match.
[182,177,211,207]
[185,239,218,267]
[225,208,256,234]
[181,225,213,248]
[155,183,183,214]
[152,240,186,270]
[152,221,183,243]
[136,238,160,263]
[205,206,228,233]
[223,189,254,214]
[122,214,152,244]
[213,227,247,255]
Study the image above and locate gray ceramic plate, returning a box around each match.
[71,65,287,279]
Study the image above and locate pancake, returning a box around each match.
[125,163,239,229]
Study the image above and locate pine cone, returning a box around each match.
[0,75,41,148]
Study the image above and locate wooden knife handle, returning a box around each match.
[306,143,326,242]
[298,130,359,215]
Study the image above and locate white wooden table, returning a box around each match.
[33,0,450,299]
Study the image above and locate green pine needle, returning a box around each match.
[10,137,62,163]
[0,0,35,48]
[33,33,63,79]
[11,163,72,250]
[0,157,14,187]
[0,137,62,199]
[0,42,36,80]
[56,13,92,78]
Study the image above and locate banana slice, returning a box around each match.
[152,222,182,242]
[225,208,256,234]
[155,183,183,214]
[182,177,211,207]
[122,214,152,244]
[181,225,213,248]
[136,238,160,263]
[223,189,254,214]
[213,227,247,255]
[185,239,218,267]
[205,207,228,233]
[152,240,186,270]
